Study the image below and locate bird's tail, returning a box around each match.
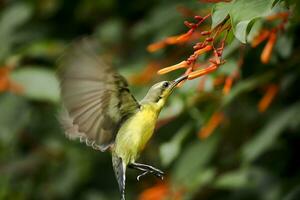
[112,155,126,200]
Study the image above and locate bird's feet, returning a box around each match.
[129,162,164,181]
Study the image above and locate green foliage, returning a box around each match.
[0,3,32,61]
[11,67,60,102]
[212,0,276,43]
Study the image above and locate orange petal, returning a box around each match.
[158,61,188,75]
[266,12,289,21]
[198,112,224,139]
[177,29,194,42]
[194,45,213,56]
[147,41,166,53]
[258,84,278,113]
[138,182,169,200]
[223,76,233,95]
[261,31,277,64]
[251,30,270,48]
[165,35,181,44]
[0,67,11,92]
[187,64,217,80]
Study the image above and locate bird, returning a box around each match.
[57,38,187,200]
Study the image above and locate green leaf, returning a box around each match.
[242,102,300,163]
[211,3,230,29]
[214,169,252,189]
[0,93,30,146]
[159,124,192,167]
[212,0,275,43]
[11,67,60,102]
[172,133,220,187]
[0,3,32,61]
[183,168,216,199]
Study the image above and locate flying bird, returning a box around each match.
[57,39,187,200]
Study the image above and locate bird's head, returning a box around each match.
[141,75,188,110]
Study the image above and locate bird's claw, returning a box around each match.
[137,171,148,181]
[130,162,164,181]
[136,169,164,181]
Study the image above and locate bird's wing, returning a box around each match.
[57,39,140,151]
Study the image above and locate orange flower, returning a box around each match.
[147,36,183,53]
[266,12,289,21]
[0,66,22,93]
[158,61,188,75]
[147,41,166,53]
[198,112,224,139]
[261,31,277,64]
[187,63,217,80]
[194,45,212,56]
[138,183,168,200]
[251,30,270,48]
[223,76,233,95]
[258,84,278,113]
[0,67,10,92]
[176,29,194,42]
[138,181,184,200]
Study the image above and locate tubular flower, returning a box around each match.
[261,31,277,64]
[188,64,218,80]
[258,84,279,113]
[157,61,188,75]
[223,76,233,95]
[198,112,224,139]
[251,30,270,48]
[147,35,185,53]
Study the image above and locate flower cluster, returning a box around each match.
[149,13,230,87]
[251,12,289,64]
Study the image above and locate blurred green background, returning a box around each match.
[0,0,300,200]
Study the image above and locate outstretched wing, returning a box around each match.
[57,39,140,151]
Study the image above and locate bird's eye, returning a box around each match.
[162,82,169,88]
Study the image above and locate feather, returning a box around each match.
[57,38,140,151]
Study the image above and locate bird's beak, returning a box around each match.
[171,75,188,89]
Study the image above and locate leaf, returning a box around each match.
[214,166,280,195]
[0,93,30,146]
[242,102,300,163]
[211,3,230,29]
[212,0,275,43]
[0,3,32,61]
[159,124,192,167]
[183,168,216,199]
[214,168,252,189]
[172,133,220,187]
[11,67,60,102]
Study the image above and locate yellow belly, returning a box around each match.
[113,104,158,164]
